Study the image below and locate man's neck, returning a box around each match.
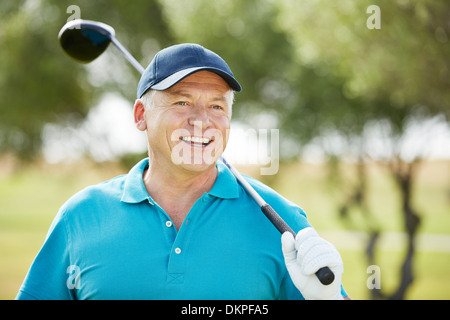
[142,161,218,230]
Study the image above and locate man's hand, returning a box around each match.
[281,227,344,300]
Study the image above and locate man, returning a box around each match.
[16,43,346,300]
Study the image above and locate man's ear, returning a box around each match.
[133,99,147,131]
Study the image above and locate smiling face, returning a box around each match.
[134,71,233,175]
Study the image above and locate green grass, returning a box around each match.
[335,249,450,300]
[1,159,449,299]
[242,160,450,299]
[253,160,450,235]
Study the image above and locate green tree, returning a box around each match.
[272,0,450,299]
[159,0,450,298]
[2,0,448,299]
[0,0,173,160]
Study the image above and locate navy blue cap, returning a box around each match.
[137,43,242,98]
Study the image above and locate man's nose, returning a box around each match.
[188,104,211,129]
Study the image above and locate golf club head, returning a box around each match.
[58,19,115,63]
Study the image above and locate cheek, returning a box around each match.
[213,117,231,146]
[218,116,231,135]
[145,111,184,147]
[144,112,167,147]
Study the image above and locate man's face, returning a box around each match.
[135,71,233,173]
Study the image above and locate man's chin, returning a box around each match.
[175,156,219,173]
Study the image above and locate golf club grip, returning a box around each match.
[260,204,335,285]
[315,267,335,286]
[261,204,295,235]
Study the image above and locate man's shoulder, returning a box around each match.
[242,174,293,204]
[60,174,128,212]
[237,174,310,233]
[241,174,308,217]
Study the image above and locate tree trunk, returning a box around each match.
[388,159,421,300]
[337,157,422,299]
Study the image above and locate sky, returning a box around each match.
[42,93,450,166]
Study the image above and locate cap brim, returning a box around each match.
[151,67,242,92]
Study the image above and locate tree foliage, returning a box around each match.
[274,0,449,131]
[0,0,173,160]
[2,0,447,160]
[1,0,448,300]
[159,0,449,153]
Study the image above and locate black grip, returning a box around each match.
[315,267,335,285]
[261,204,335,286]
[261,204,295,235]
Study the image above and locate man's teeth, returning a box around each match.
[181,136,211,144]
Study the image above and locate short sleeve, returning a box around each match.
[16,209,73,300]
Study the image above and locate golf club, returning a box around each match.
[59,19,144,73]
[58,19,335,286]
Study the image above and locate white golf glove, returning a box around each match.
[281,227,344,300]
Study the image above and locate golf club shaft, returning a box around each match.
[106,35,334,286]
[219,156,295,235]
[220,157,335,286]
[110,37,145,74]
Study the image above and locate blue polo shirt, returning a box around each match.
[16,158,313,300]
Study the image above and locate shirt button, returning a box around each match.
[175,248,181,254]
[165,221,173,228]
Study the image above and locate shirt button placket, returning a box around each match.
[168,245,184,284]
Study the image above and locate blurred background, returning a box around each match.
[1,0,449,299]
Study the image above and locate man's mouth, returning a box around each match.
[180,136,214,148]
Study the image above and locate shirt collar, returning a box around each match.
[121,158,239,204]
[208,161,239,199]
[120,158,152,204]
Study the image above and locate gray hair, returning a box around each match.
[140,89,157,110]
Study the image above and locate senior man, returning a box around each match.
[17,43,346,300]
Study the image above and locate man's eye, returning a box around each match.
[212,105,223,110]
[176,101,188,106]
